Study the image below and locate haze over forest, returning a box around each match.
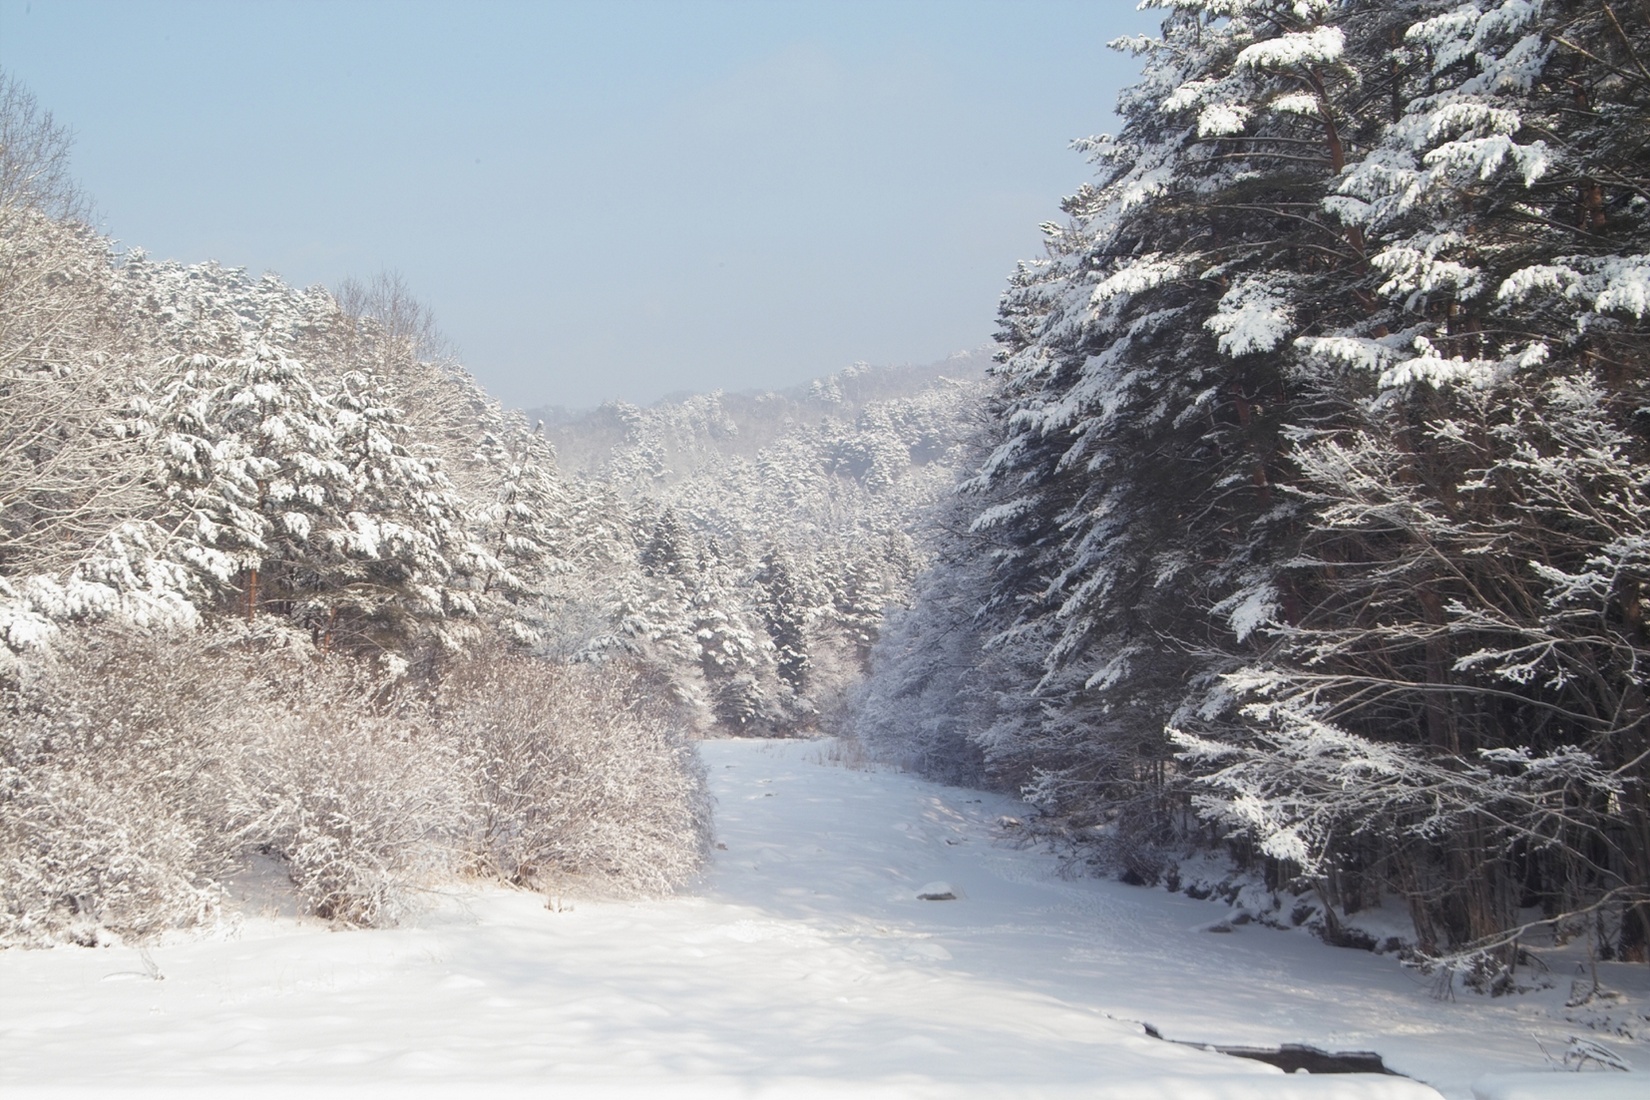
[2,2,1649,1095]
[0,0,1159,410]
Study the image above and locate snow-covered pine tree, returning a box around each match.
[854,418,1014,785]
[603,504,713,722]
[757,547,813,699]
[826,556,885,675]
[689,541,779,732]
[968,0,1423,853]
[329,271,502,479]
[1177,0,1650,965]
[136,342,478,652]
[461,418,578,647]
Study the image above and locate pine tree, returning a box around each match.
[968,0,1426,839]
[930,0,1649,964]
[137,342,477,651]
[758,548,812,698]
[1180,0,1650,964]
[689,543,778,731]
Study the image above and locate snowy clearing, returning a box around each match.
[2,738,1645,1099]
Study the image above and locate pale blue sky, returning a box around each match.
[0,0,1157,410]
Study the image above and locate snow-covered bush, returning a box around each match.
[0,629,258,945]
[1,623,712,947]
[444,655,711,895]
[238,658,467,927]
[853,542,996,788]
[0,626,447,941]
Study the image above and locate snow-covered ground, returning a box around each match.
[2,738,1644,1099]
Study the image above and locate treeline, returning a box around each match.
[540,358,988,733]
[0,69,983,946]
[859,0,1649,983]
[0,73,718,945]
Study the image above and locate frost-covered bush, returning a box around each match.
[238,660,467,927]
[0,629,257,945]
[444,656,711,894]
[853,561,995,788]
[1,626,713,947]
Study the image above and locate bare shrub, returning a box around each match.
[0,626,461,941]
[237,659,467,927]
[442,656,711,895]
[0,766,224,946]
[0,629,258,944]
[2,627,712,947]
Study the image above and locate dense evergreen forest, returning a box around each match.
[860,0,1650,985]
[0,69,983,945]
[4,0,1648,1000]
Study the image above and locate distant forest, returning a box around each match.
[0,66,986,945]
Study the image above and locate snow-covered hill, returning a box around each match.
[527,349,992,485]
[4,740,1642,1099]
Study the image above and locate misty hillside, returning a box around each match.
[526,348,992,488]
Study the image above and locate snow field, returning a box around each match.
[2,738,1643,1099]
